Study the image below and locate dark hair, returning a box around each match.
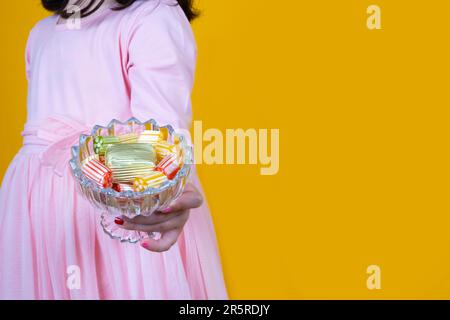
[41,0,199,22]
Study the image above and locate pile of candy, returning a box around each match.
[81,130,182,193]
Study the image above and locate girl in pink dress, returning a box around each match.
[0,0,227,299]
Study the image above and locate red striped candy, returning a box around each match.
[112,183,134,192]
[155,154,180,180]
[82,157,113,188]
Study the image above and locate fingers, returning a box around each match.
[113,183,202,253]
[122,211,182,226]
[140,228,182,252]
[119,211,189,233]
[115,183,203,228]
[164,184,203,214]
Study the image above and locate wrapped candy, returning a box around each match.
[105,143,157,165]
[93,136,119,155]
[155,153,180,180]
[113,183,134,192]
[133,171,168,192]
[153,140,177,161]
[81,128,183,189]
[118,132,139,144]
[111,166,156,183]
[82,157,113,188]
[138,130,163,143]
[105,143,156,183]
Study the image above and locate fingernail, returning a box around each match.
[162,207,172,214]
[141,242,149,249]
[114,217,124,225]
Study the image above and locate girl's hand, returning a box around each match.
[114,183,203,252]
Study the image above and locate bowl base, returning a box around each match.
[100,212,156,244]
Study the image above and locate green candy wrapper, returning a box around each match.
[93,136,120,155]
[105,143,157,183]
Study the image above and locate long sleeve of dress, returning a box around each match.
[25,28,35,82]
[126,3,197,130]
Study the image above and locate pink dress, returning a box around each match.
[0,0,227,299]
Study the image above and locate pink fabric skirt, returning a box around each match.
[0,144,227,299]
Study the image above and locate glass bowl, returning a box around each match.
[69,118,193,243]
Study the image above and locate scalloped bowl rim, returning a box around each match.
[69,117,192,199]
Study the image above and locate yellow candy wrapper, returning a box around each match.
[138,130,163,143]
[118,132,139,144]
[133,171,168,192]
[153,140,177,161]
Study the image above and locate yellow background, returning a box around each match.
[1,0,450,299]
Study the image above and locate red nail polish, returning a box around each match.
[162,207,172,214]
[141,242,149,249]
[114,217,124,225]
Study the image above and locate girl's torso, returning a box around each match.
[25,0,196,128]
